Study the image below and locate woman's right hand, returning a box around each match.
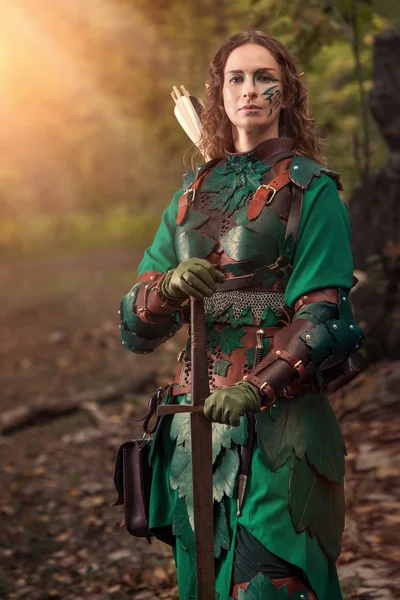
[161,258,225,301]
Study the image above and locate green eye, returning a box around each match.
[229,76,243,84]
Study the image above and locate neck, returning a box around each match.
[232,123,280,153]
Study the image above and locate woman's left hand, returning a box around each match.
[203,381,261,427]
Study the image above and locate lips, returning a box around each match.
[241,104,261,110]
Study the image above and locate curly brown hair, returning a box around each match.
[199,30,326,166]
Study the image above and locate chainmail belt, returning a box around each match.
[204,289,285,325]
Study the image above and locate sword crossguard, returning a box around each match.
[157,405,204,415]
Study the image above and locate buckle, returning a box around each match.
[258,184,277,204]
[186,187,196,203]
[282,386,295,399]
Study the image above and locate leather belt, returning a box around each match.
[216,276,285,292]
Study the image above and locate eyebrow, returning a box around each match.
[225,68,277,74]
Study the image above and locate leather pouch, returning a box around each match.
[113,439,153,540]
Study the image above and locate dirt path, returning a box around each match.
[0,251,398,599]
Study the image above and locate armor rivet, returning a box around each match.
[303,295,308,299]
[342,296,346,301]
[130,291,135,296]
[356,344,359,349]
[293,165,299,170]
[349,325,354,329]
[273,404,276,408]
[333,324,338,329]
[276,350,281,354]
[119,324,121,328]
[306,334,311,340]
[121,341,125,345]
[300,596,305,599]
[118,310,120,315]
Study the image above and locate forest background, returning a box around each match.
[0,0,398,257]
[0,2,399,599]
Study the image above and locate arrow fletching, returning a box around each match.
[171,85,209,161]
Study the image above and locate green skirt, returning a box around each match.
[148,392,344,600]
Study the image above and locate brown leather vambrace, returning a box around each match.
[134,271,188,324]
[243,287,339,408]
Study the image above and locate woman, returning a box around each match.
[120,30,364,600]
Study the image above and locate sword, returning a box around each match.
[158,297,215,599]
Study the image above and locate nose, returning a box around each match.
[242,79,257,99]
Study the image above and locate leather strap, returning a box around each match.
[294,287,338,312]
[232,576,317,599]
[271,347,305,379]
[282,376,321,398]
[134,272,188,324]
[216,276,285,293]
[242,374,276,407]
[285,183,303,244]
[176,159,220,225]
[247,170,291,220]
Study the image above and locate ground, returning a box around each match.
[0,250,398,600]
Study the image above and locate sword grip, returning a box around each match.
[190,297,210,406]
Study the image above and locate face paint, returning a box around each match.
[252,69,279,87]
[262,86,282,116]
[222,44,284,140]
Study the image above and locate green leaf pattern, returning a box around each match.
[170,408,247,556]
[213,358,232,377]
[206,325,246,356]
[202,154,269,216]
[213,499,231,559]
[212,446,240,502]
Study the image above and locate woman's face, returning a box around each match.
[222,43,284,137]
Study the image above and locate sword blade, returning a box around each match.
[190,297,215,599]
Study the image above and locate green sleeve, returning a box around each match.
[284,174,353,308]
[119,188,183,354]
[138,188,182,275]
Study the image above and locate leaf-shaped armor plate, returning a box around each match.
[202,154,270,216]
[176,229,216,262]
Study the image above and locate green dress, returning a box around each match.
[121,141,356,600]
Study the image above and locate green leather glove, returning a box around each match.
[203,381,261,427]
[161,258,225,301]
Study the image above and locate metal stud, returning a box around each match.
[276,350,281,355]
[356,344,359,349]
[342,296,346,301]
[130,291,135,296]
[119,324,121,328]
[349,324,354,329]
[333,324,338,329]
[121,341,125,345]
[300,595,305,599]
[293,165,299,170]
[303,295,308,299]
[306,334,311,339]
[272,404,276,408]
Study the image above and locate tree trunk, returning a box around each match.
[350,29,400,363]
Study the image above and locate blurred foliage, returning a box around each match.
[0,0,398,256]
[0,208,157,259]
